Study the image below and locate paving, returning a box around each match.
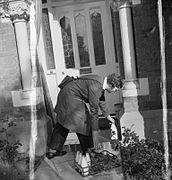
[34,130,124,180]
[34,153,123,180]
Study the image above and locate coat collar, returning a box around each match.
[79,74,104,85]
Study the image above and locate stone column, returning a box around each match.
[9,0,32,90]
[115,0,145,139]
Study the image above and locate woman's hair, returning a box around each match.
[107,73,123,88]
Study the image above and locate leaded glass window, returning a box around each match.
[90,8,106,65]
[75,11,90,67]
[60,16,75,68]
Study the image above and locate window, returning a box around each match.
[60,16,75,68]
[75,10,90,67]
[42,8,56,70]
[90,8,106,65]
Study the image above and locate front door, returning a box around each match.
[44,1,122,113]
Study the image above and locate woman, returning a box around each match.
[47,73,122,159]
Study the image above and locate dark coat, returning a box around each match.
[54,75,109,135]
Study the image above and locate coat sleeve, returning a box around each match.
[98,91,109,117]
[88,82,109,130]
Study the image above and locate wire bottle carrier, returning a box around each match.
[74,150,121,177]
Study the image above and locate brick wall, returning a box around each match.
[132,0,172,140]
[112,0,172,140]
[132,0,163,111]
[112,0,163,111]
[0,19,22,119]
[132,0,172,111]
[0,19,46,121]
[163,0,172,108]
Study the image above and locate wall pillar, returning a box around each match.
[13,19,32,90]
[9,0,32,90]
[117,0,145,139]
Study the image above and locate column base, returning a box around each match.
[121,80,145,139]
[120,111,145,140]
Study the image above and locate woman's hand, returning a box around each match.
[107,115,115,124]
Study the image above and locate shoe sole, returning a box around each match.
[46,151,67,159]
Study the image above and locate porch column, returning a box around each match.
[10,0,32,90]
[117,0,145,139]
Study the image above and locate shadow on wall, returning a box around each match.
[141,109,172,141]
[0,81,22,119]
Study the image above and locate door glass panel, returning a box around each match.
[74,11,90,67]
[42,8,56,70]
[60,16,75,68]
[90,8,106,65]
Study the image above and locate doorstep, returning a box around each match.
[34,152,123,180]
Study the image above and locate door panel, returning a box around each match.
[51,13,80,85]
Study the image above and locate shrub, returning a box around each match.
[0,116,22,164]
[0,116,25,180]
[0,116,44,180]
[112,127,172,180]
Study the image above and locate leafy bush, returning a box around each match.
[112,127,172,180]
[0,116,25,180]
[0,116,44,180]
[0,116,22,164]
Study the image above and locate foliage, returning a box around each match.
[112,127,172,180]
[0,116,22,164]
[0,116,44,180]
[0,116,25,180]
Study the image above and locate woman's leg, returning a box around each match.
[76,130,93,155]
[47,122,69,158]
[49,122,69,150]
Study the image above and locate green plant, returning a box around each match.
[0,116,22,164]
[0,116,44,180]
[112,127,172,180]
[0,116,25,180]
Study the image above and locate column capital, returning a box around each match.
[0,0,31,21]
[111,0,132,11]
